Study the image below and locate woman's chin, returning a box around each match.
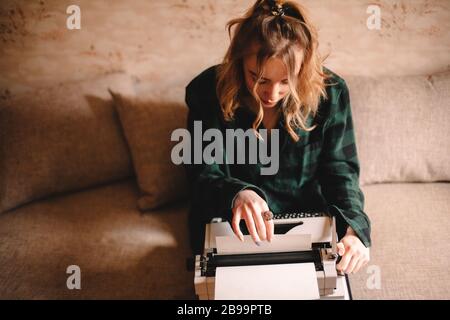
[261,100,278,108]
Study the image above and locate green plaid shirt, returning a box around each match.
[184,65,371,253]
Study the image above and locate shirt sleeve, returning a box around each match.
[317,79,372,248]
[184,80,268,225]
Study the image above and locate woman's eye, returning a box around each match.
[254,78,266,84]
[251,76,264,84]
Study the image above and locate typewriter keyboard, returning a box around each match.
[274,212,326,219]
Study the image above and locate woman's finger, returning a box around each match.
[345,254,360,274]
[231,207,244,241]
[336,247,352,272]
[265,218,274,242]
[250,205,266,241]
[353,258,367,274]
[336,242,345,256]
[258,203,273,242]
[243,207,261,244]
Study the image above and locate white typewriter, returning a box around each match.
[193,212,352,300]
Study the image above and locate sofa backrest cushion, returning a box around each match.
[110,92,188,211]
[0,73,135,213]
[347,71,450,186]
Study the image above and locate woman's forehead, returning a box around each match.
[244,41,302,69]
[243,51,302,79]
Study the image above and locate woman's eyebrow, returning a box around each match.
[249,69,288,82]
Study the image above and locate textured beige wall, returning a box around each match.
[1,0,449,101]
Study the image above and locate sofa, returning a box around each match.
[0,66,449,300]
[2,0,449,301]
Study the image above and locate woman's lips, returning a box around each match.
[262,99,276,106]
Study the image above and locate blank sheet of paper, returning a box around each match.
[215,234,311,255]
[214,263,320,300]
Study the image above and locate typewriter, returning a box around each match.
[193,211,352,300]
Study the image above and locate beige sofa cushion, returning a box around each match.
[0,179,195,299]
[0,73,135,213]
[0,179,447,299]
[347,71,450,186]
[110,92,188,211]
[352,182,450,299]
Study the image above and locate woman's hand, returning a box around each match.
[231,189,274,245]
[336,227,370,274]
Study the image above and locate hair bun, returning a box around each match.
[268,0,285,17]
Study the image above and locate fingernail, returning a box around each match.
[255,241,261,246]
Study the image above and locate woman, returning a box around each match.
[184,0,371,274]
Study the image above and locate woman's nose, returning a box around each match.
[263,84,280,101]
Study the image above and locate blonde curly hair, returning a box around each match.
[216,0,331,142]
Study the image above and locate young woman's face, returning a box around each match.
[243,54,290,109]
